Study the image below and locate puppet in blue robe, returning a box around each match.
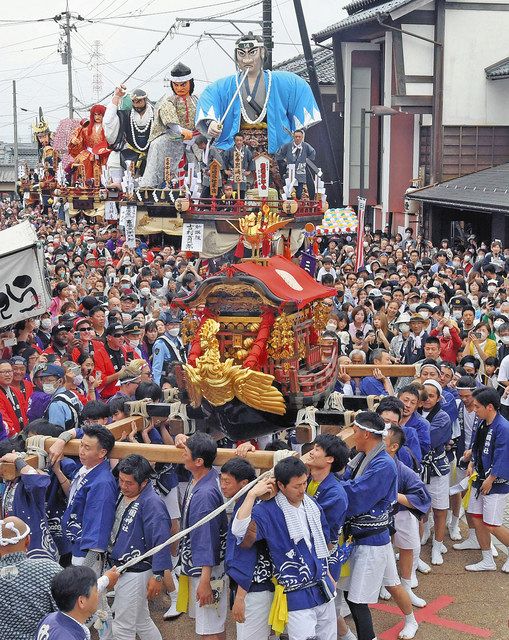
[195,70,320,154]
[194,33,321,155]
[108,481,173,573]
[1,471,58,561]
[179,468,227,578]
[36,611,88,640]
[61,459,117,559]
[307,473,349,581]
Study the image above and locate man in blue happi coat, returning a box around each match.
[221,457,273,640]
[36,565,118,640]
[232,457,336,640]
[108,454,174,640]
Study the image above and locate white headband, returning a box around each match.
[353,420,389,436]
[169,73,193,83]
[0,520,30,546]
[423,379,443,395]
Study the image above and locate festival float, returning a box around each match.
[172,208,339,440]
[19,33,329,254]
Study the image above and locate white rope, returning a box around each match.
[25,435,50,470]
[324,391,345,412]
[117,448,294,573]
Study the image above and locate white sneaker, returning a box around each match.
[465,559,496,572]
[453,537,480,550]
[417,558,431,573]
[501,558,509,573]
[431,545,443,565]
[379,586,391,600]
[163,598,182,620]
[399,619,419,639]
[448,525,462,541]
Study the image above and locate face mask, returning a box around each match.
[43,382,57,394]
[452,310,462,320]
[140,288,150,297]
[326,322,337,332]
[121,283,130,290]
[73,374,84,386]
[453,262,461,268]
[494,319,504,331]
[420,311,430,320]
[501,336,509,345]
[409,303,418,312]
[33,320,41,330]
[41,318,52,331]
[168,327,180,337]
[443,326,450,338]
[129,339,140,347]
[74,277,82,285]
[399,323,410,333]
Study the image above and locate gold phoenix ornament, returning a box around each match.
[184,319,286,415]
[229,206,291,258]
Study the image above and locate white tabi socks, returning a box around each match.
[398,613,419,640]
[453,528,479,550]
[465,549,497,572]
[401,578,427,608]
[448,514,462,541]
[339,629,357,640]
[431,537,444,565]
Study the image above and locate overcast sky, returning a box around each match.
[0,0,346,143]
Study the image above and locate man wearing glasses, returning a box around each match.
[70,317,112,400]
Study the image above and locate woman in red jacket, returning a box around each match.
[430,318,463,363]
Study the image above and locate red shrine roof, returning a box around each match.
[231,255,336,309]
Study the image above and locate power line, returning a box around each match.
[106,0,257,20]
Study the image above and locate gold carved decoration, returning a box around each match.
[181,315,198,346]
[184,319,286,415]
[267,313,295,360]
[313,301,330,333]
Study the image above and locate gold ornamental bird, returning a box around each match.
[228,206,291,258]
[183,319,286,415]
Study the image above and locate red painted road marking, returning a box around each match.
[371,595,493,639]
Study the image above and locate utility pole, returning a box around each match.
[262,0,273,70]
[292,0,342,205]
[65,11,74,118]
[12,80,19,186]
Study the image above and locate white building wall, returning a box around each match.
[443,8,509,125]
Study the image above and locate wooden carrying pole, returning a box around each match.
[344,365,416,377]
[0,415,355,480]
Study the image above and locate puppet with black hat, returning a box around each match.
[139,62,198,188]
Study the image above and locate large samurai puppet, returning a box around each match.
[195,32,321,155]
[32,109,57,170]
[139,62,198,188]
[103,86,154,183]
[68,104,110,185]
